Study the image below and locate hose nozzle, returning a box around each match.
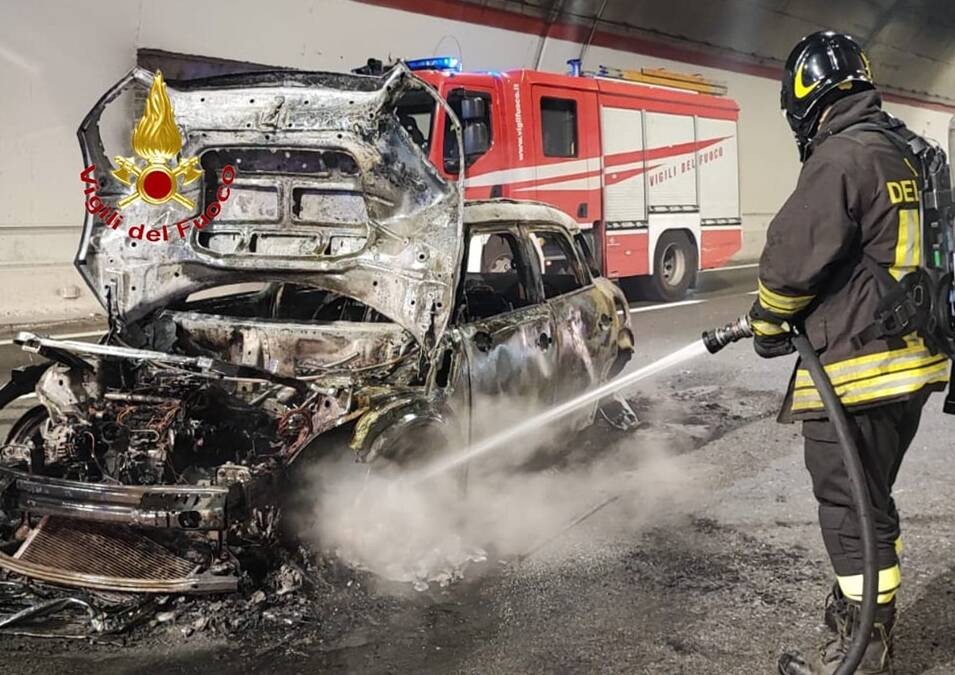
[702,315,753,354]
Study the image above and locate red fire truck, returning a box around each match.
[392,58,742,301]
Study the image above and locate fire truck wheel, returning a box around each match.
[647,232,697,302]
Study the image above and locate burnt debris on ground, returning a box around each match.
[0,545,395,653]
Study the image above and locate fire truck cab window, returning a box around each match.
[443,89,492,173]
[458,230,533,321]
[394,89,436,152]
[540,97,578,158]
[531,230,589,298]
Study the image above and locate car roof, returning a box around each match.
[463,199,581,234]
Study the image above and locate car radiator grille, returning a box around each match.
[15,516,195,580]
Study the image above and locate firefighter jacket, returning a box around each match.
[757,90,950,421]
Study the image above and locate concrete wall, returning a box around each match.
[0,0,951,322]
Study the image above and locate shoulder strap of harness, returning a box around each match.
[839,121,933,350]
[836,123,917,288]
[840,121,928,179]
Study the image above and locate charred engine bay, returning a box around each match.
[0,283,425,596]
[0,380,778,659]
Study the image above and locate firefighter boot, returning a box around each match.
[777,599,895,675]
[823,583,848,633]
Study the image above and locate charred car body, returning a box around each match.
[0,65,633,593]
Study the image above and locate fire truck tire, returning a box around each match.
[646,232,697,302]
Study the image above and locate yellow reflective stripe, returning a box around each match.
[910,210,921,267]
[751,319,787,336]
[895,537,903,556]
[794,338,933,385]
[838,565,901,604]
[757,280,814,315]
[793,358,949,400]
[793,359,949,404]
[759,279,813,308]
[794,349,945,389]
[839,364,948,404]
[791,359,949,410]
[890,208,921,281]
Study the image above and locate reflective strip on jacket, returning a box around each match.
[790,335,948,413]
[757,90,949,421]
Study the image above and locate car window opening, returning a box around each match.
[457,231,534,321]
[176,283,396,323]
[575,232,602,278]
[394,88,437,152]
[532,231,589,298]
[443,88,492,173]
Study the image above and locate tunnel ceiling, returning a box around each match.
[470,0,955,103]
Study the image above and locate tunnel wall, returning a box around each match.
[0,0,951,322]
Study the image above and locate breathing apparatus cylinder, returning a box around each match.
[702,317,878,675]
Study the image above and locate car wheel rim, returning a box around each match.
[661,244,686,287]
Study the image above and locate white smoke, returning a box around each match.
[296,388,696,590]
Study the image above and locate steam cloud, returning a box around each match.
[295,389,696,590]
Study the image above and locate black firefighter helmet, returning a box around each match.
[782,31,875,159]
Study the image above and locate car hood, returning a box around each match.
[76,65,463,349]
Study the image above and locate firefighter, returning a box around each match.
[750,31,950,675]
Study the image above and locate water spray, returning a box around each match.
[405,307,877,675]
[416,319,754,486]
[701,315,878,675]
[412,339,710,483]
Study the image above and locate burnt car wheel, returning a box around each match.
[366,421,468,493]
[2,405,47,468]
[368,422,450,472]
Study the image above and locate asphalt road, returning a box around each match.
[4,266,955,674]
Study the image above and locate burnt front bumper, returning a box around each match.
[0,469,258,593]
[0,467,236,530]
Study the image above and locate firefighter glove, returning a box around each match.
[749,300,795,359]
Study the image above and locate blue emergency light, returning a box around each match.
[404,56,462,72]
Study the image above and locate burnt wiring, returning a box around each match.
[277,405,314,447]
[85,430,121,485]
[299,344,420,379]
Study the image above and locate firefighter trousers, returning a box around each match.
[802,391,929,600]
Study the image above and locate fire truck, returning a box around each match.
[389,57,742,301]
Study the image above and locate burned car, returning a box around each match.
[0,65,633,594]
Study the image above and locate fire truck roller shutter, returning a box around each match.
[697,117,741,270]
[600,105,650,281]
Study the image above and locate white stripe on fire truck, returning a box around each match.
[605,227,648,234]
[464,135,729,190]
[514,174,602,192]
[464,157,600,188]
[605,160,645,174]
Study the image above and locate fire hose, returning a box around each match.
[702,316,878,675]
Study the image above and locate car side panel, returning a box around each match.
[546,285,619,430]
[457,304,557,443]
